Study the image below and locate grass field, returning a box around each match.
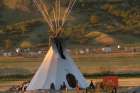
[0,53,140,75]
[0,53,140,91]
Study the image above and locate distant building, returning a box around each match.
[102,47,112,53]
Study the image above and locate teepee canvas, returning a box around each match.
[27,38,88,90]
[27,0,88,90]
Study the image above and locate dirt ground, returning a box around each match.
[91,78,140,87]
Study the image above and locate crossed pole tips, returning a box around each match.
[33,0,77,37]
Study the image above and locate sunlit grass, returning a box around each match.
[0,54,139,92]
[0,54,140,75]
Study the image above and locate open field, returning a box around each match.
[0,53,140,74]
[0,53,140,91]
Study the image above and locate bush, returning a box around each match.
[20,40,32,49]
[90,15,99,25]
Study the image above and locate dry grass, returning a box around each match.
[0,54,140,91]
[0,54,140,74]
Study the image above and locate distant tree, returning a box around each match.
[90,15,99,25]
[120,11,129,19]
[4,39,12,50]
[107,25,115,32]
[64,25,87,44]
[102,4,113,12]
[3,0,17,9]
[20,25,28,34]
[20,41,32,49]
[0,0,4,24]
[5,25,13,32]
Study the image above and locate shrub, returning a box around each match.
[20,40,32,49]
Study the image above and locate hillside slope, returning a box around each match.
[0,0,139,47]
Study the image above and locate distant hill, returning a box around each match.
[1,0,33,11]
[0,0,139,48]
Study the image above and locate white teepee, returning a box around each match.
[26,0,88,90]
[27,40,88,90]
